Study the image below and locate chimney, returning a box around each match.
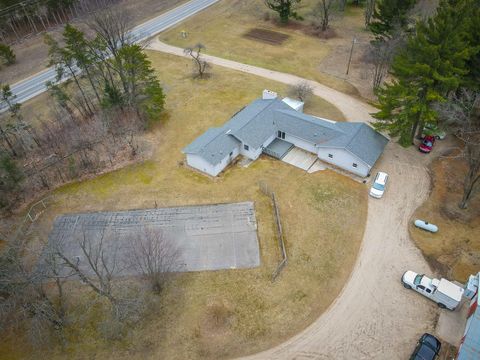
[262,89,277,100]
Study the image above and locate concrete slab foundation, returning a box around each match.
[45,202,260,276]
[282,147,317,171]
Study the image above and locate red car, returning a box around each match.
[419,135,435,153]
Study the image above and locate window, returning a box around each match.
[417,285,425,291]
[277,131,285,139]
[244,144,249,151]
[353,163,358,168]
[425,288,431,294]
[328,154,333,158]
[414,275,423,285]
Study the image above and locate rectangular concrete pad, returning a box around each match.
[263,138,294,159]
[282,147,317,171]
[46,202,260,276]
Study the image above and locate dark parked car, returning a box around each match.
[419,135,435,153]
[410,333,441,360]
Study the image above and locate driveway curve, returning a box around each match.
[148,40,438,359]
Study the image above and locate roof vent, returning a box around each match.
[314,133,318,136]
[262,89,277,100]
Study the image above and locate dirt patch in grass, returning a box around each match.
[243,28,290,45]
[0,52,362,360]
[411,148,480,282]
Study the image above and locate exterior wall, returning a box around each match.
[186,145,240,176]
[186,154,219,176]
[240,134,276,160]
[283,133,317,153]
[317,148,370,177]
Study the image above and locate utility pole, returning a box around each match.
[346,37,357,75]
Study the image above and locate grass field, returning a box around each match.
[0,51,365,360]
[159,0,368,97]
[411,153,480,282]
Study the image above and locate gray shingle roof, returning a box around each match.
[274,109,346,145]
[182,97,388,168]
[182,127,240,165]
[227,99,291,148]
[341,123,389,166]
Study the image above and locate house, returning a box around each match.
[457,273,480,360]
[182,90,389,177]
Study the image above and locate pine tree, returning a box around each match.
[264,0,302,24]
[369,0,417,41]
[0,43,15,65]
[373,0,474,145]
[0,151,23,209]
[113,44,165,123]
[463,1,480,89]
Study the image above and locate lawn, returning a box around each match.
[411,152,480,282]
[1,51,365,360]
[159,0,369,97]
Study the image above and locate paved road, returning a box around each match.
[1,0,219,112]
[147,40,438,359]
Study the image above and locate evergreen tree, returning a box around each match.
[114,44,165,123]
[369,0,417,40]
[373,0,474,145]
[463,1,480,89]
[264,0,302,24]
[0,43,15,65]
[0,151,23,209]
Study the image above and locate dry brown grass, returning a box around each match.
[159,0,367,97]
[0,52,365,360]
[411,153,480,282]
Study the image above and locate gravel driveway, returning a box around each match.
[148,40,439,359]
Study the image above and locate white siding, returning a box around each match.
[240,134,277,160]
[317,148,370,177]
[283,134,317,153]
[186,145,240,177]
[186,154,219,176]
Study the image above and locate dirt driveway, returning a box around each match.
[242,143,438,359]
[146,41,440,359]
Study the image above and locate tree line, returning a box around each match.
[0,0,119,44]
[370,0,480,208]
[0,8,165,211]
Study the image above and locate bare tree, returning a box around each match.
[435,89,480,209]
[89,8,133,58]
[0,240,68,346]
[184,43,210,79]
[52,226,145,321]
[366,32,405,90]
[53,227,122,315]
[287,81,314,103]
[310,0,338,32]
[130,226,179,294]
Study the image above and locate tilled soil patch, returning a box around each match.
[243,28,289,45]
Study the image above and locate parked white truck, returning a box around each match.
[402,270,464,310]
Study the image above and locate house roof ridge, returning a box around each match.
[274,108,347,136]
[344,123,365,149]
[231,98,280,135]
